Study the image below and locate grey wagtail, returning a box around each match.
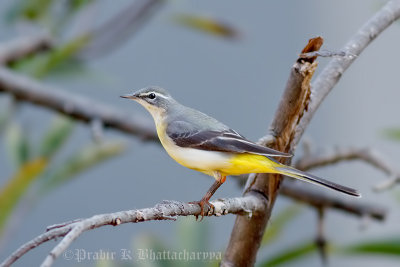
[121,86,360,218]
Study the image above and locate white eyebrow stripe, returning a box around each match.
[155,93,169,99]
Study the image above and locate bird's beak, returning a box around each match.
[120,93,138,100]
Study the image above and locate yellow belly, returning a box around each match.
[219,153,280,176]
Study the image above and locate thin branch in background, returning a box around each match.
[1,195,267,267]
[0,34,53,65]
[315,208,327,264]
[294,146,400,192]
[280,180,385,221]
[0,67,158,141]
[77,0,164,60]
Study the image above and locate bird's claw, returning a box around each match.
[189,199,214,221]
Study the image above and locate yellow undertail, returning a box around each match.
[222,153,360,197]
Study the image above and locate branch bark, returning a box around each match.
[222,1,400,266]
[223,37,322,267]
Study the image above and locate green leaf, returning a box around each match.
[383,128,400,141]
[259,241,316,267]
[261,204,303,246]
[5,123,31,167]
[20,0,53,21]
[39,115,74,158]
[40,140,125,192]
[0,108,9,133]
[343,238,400,256]
[68,0,94,11]
[172,14,239,39]
[0,158,48,234]
[12,34,89,78]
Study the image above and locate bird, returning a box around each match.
[121,86,360,219]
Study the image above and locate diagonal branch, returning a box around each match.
[223,36,322,267]
[1,195,266,267]
[0,67,157,141]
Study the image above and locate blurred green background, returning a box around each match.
[0,0,400,266]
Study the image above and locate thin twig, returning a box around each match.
[295,146,395,175]
[280,180,385,221]
[1,195,266,267]
[294,146,400,192]
[315,208,327,264]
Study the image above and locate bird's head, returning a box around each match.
[121,86,175,122]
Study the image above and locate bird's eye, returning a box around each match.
[148,93,156,99]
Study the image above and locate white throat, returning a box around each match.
[135,99,166,127]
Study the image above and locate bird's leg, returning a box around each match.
[190,173,226,221]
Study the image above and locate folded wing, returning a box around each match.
[167,120,291,157]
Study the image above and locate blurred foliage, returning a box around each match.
[343,238,400,256]
[173,14,240,39]
[11,35,89,78]
[383,128,400,141]
[5,123,31,168]
[38,116,74,158]
[6,0,93,28]
[261,204,302,246]
[259,241,317,267]
[39,140,125,193]
[0,158,47,232]
[0,115,125,237]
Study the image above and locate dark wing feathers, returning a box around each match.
[166,121,291,157]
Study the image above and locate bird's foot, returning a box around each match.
[189,199,214,221]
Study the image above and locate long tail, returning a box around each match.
[275,166,361,197]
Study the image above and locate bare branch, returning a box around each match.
[294,146,400,192]
[223,36,322,267]
[0,34,53,65]
[315,208,327,264]
[280,180,385,221]
[295,146,395,175]
[0,67,158,141]
[1,195,266,267]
